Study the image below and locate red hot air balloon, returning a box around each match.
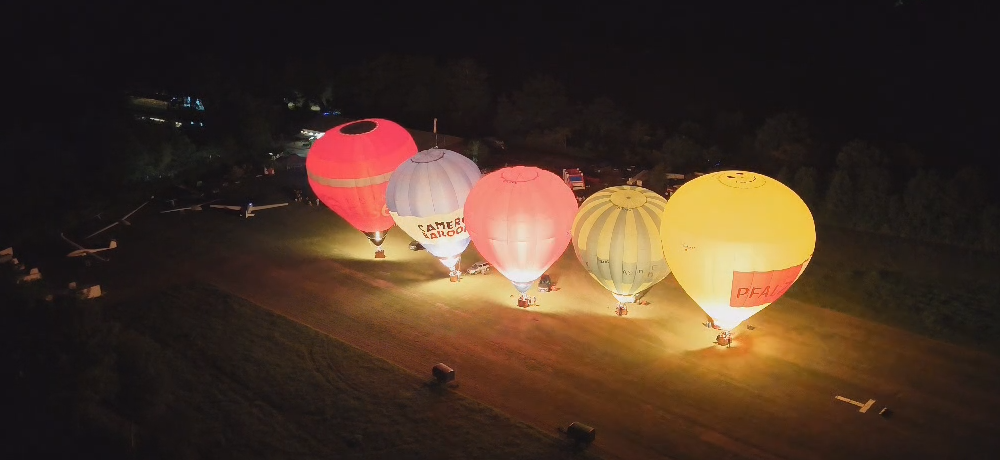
[464,166,579,306]
[306,119,418,258]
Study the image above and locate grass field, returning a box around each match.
[5,160,1000,459]
[788,225,1000,353]
[1,281,599,459]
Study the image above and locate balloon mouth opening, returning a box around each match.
[511,280,534,294]
[500,167,539,183]
[717,171,766,189]
[711,319,743,332]
[612,293,636,303]
[412,149,447,163]
[364,228,391,247]
[438,254,461,272]
[609,189,647,209]
[340,120,378,135]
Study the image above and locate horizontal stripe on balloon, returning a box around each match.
[308,171,394,188]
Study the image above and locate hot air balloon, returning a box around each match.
[660,170,815,340]
[572,186,671,316]
[464,166,578,306]
[385,149,482,280]
[306,119,418,258]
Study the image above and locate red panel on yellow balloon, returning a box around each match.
[729,259,808,308]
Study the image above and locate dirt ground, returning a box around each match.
[52,172,1000,460]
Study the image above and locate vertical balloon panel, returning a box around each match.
[660,171,815,331]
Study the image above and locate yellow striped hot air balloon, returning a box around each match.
[572,186,671,316]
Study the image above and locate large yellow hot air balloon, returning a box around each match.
[572,186,671,316]
[660,171,815,332]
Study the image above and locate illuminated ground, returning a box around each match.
[71,177,1000,460]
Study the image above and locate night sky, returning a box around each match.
[9,0,997,165]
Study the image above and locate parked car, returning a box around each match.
[408,241,425,251]
[466,261,492,275]
[538,274,553,292]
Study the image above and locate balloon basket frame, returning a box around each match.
[374,249,385,259]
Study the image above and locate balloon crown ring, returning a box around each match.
[339,120,378,135]
[410,149,447,163]
[609,189,647,209]
[500,168,539,183]
[717,171,766,189]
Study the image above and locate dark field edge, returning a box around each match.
[786,224,1000,353]
[0,282,602,460]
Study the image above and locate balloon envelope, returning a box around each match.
[464,166,578,294]
[660,171,815,330]
[572,186,671,303]
[385,149,482,271]
[305,119,418,242]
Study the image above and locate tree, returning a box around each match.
[791,166,820,212]
[836,139,887,169]
[823,168,853,224]
[834,141,892,232]
[755,112,813,165]
[676,121,707,145]
[902,170,946,240]
[626,120,651,149]
[712,110,745,152]
[493,95,524,137]
[464,139,490,166]
[442,59,491,134]
[660,135,705,172]
[576,97,625,150]
[943,167,988,245]
[646,162,670,194]
[348,54,444,122]
[493,75,570,139]
[125,127,203,183]
[775,166,793,187]
[980,205,1000,252]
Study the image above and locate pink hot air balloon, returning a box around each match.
[306,119,418,258]
[464,166,579,306]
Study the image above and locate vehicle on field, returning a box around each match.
[466,261,492,275]
[538,274,553,292]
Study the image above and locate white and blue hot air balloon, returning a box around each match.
[385,149,482,279]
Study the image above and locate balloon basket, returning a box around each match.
[715,331,733,348]
[615,304,629,317]
[517,298,529,308]
[374,249,386,259]
[450,275,459,283]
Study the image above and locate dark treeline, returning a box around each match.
[4,52,997,254]
[326,54,1000,254]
